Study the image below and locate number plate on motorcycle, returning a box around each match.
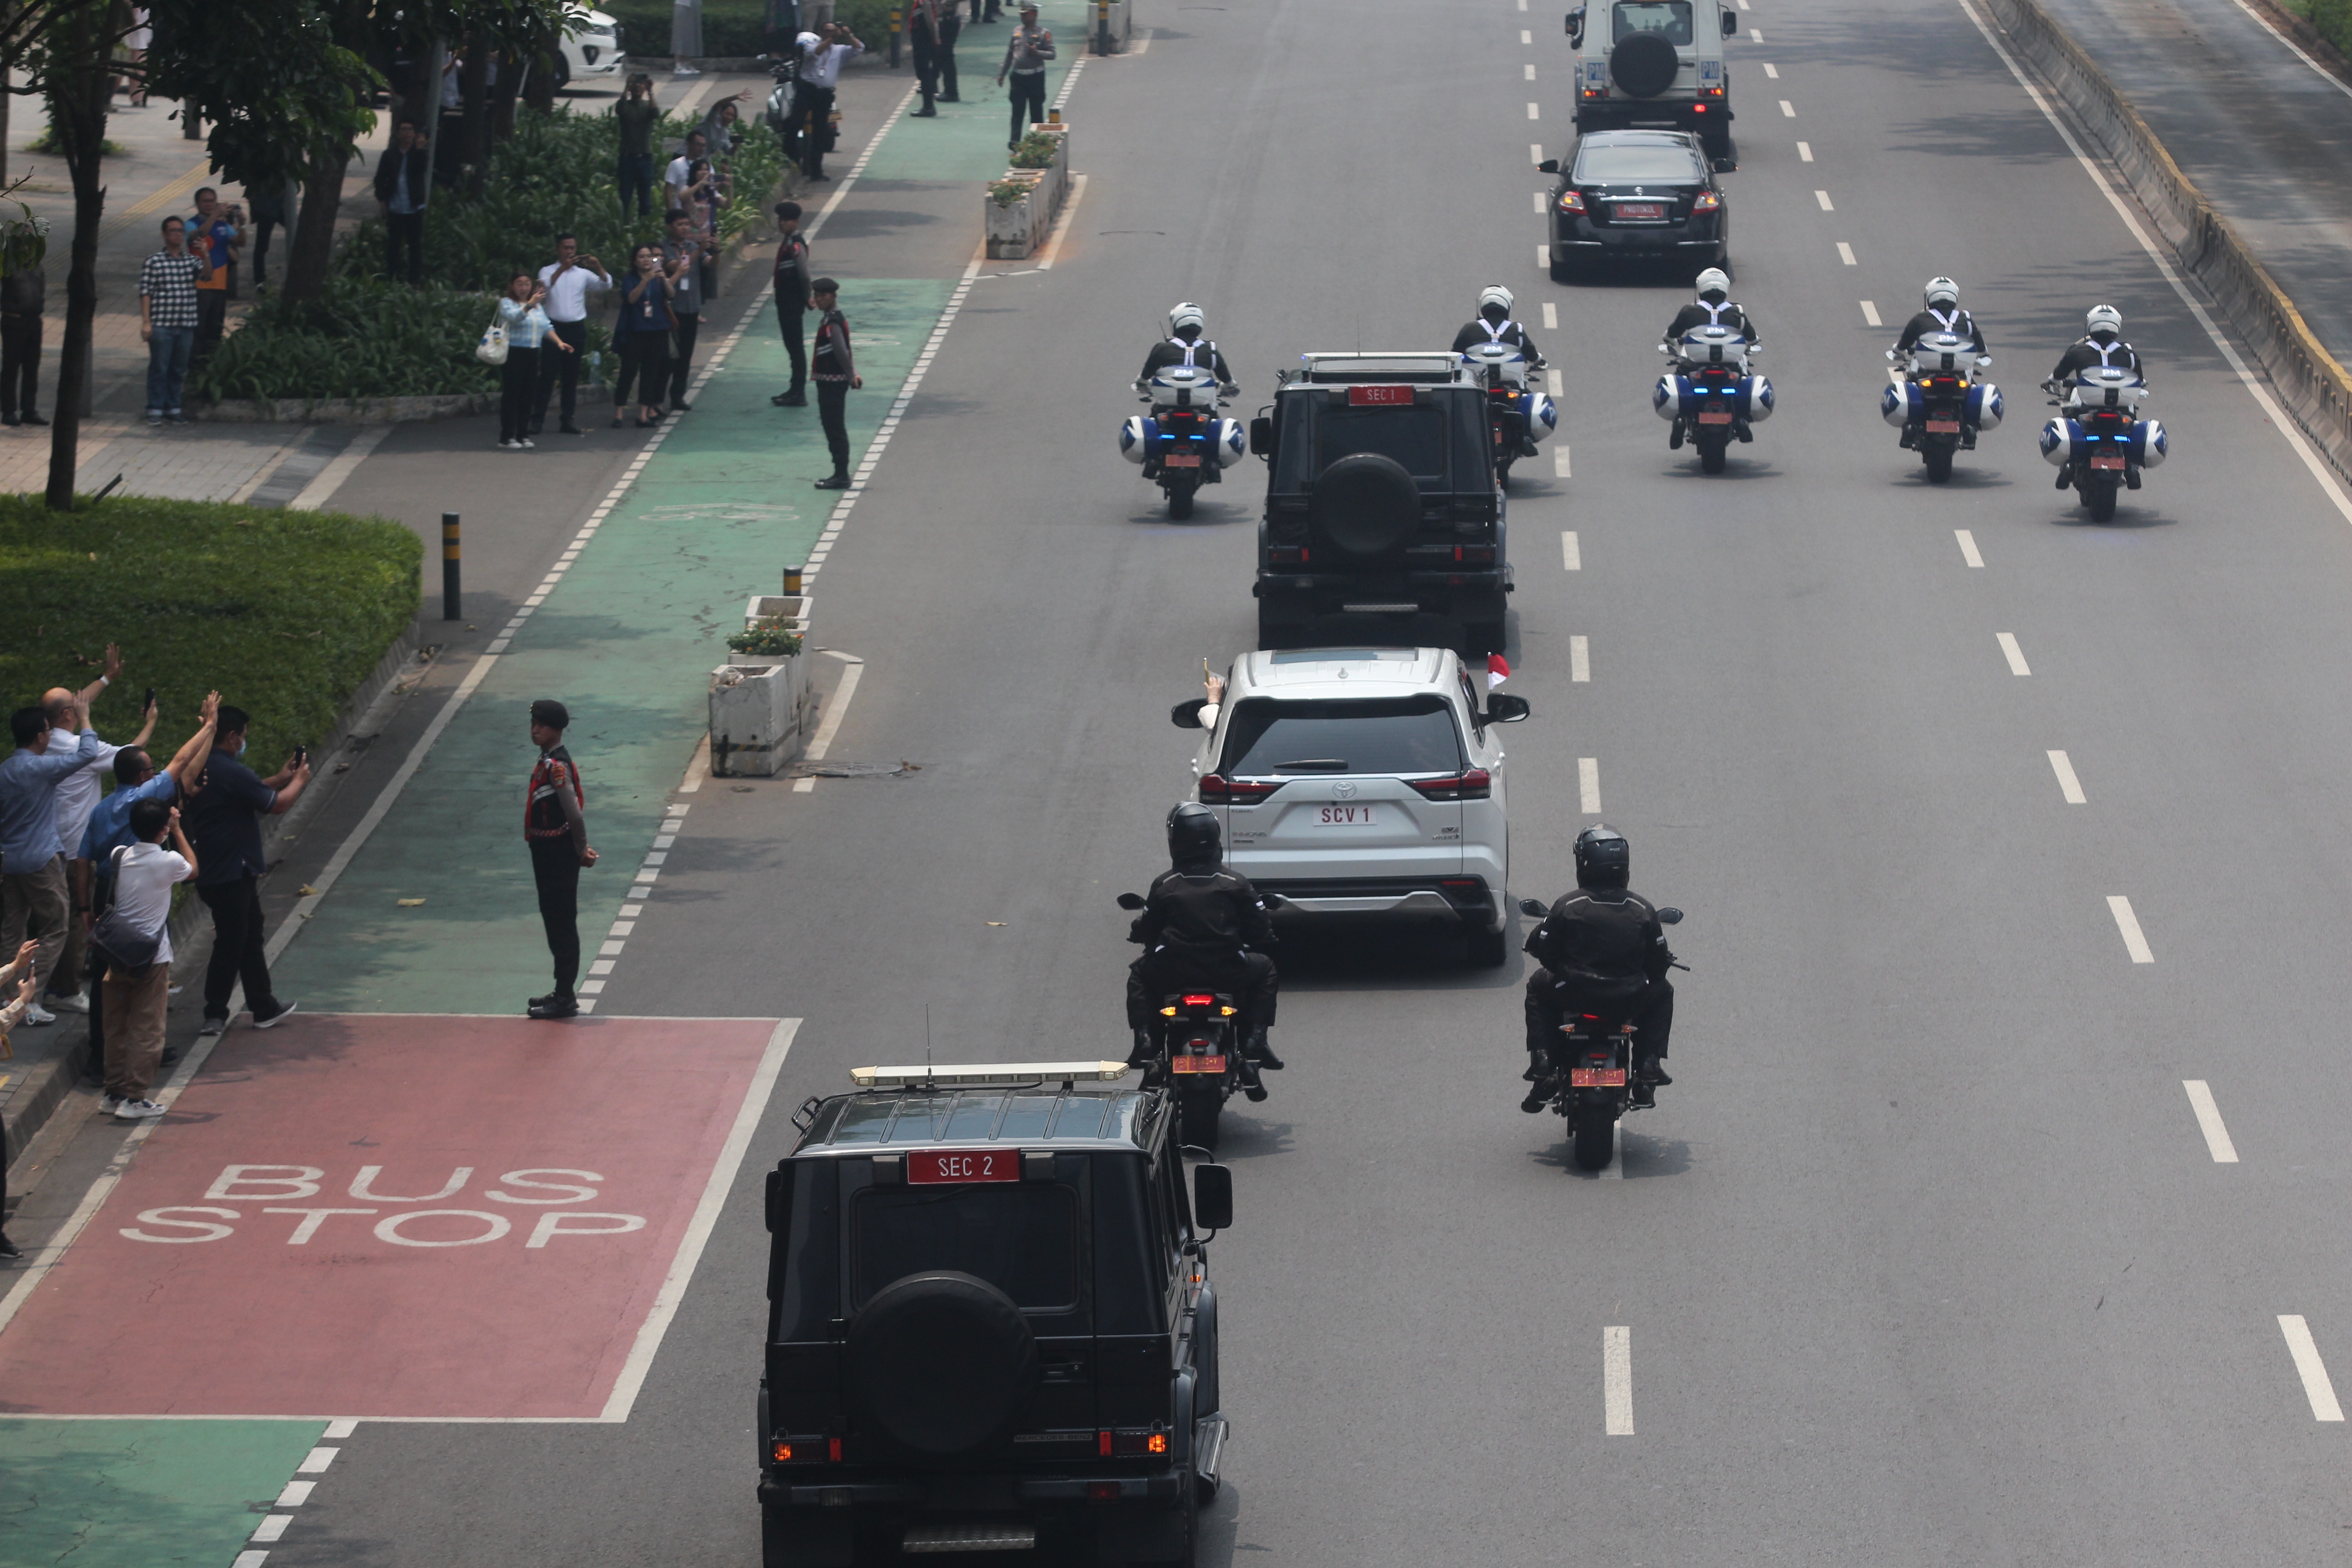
[907,1151,1021,1184]
[1613,202,1666,219]
[2090,453,2125,470]
[1348,385,1415,407]
[1316,804,1377,825]
[1170,1055,1226,1075]
[1925,418,1962,434]
[1162,454,1201,468]
[1569,1068,1628,1088]
[1696,410,1733,425]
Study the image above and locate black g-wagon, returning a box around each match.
[758,1061,1234,1567]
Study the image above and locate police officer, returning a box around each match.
[524,699,598,1020]
[1450,284,1546,363]
[1521,824,1674,1112]
[1661,266,1758,347]
[1890,275,1988,355]
[1135,302,1237,394]
[1126,803,1281,1095]
[2048,304,2142,382]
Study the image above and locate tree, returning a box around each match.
[24,0,121,509]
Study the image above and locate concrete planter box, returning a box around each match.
[744,593,814,636]
[201,392,495,425]
[986,181,1044,259]
[710,658,812,778]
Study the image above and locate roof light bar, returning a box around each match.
[850,1061,1135,1088]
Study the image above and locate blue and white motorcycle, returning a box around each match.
[1880,331,2002,484]
[1119,364,1247,519]
[1654,325,1773,474]
[2038,366,2166,523]
[1460,340,1557,487]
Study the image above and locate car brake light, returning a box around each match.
[1268,545,1308,564]
[1693,103,1706,113]
[1181,994,1215,1007]
[1558,189,1586,213]
[1691,190,1720,213]
[773,1441,793,1462]
[1199,774,1283,804]
[1098,1430,1114,1457]
[1088,1481,1122,1501]
[829,1437,843,1462]
[1408,769,1491,802]
[1454,544,1495,564]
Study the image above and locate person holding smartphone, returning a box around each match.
[186,187,241,366]
[496,270,568,449]
[612,243,683,428]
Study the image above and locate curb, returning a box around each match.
[198,393,497,426]
[1984,0,2352,480]
[1,615,426,1191]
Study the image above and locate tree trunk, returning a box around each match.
[522,45,557,116]
[458,39,490,195]
[44,45,111,510]
[490,47,523,142]
[281,146,346,303]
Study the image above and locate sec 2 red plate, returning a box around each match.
[908,1150,1020,1184]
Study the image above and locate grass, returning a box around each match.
[0,496,421,770]
[2278,0,2352,50]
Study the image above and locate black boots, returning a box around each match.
[1238,1057,1269,1102]
[1520,1049,1551,1113]
[1127,1027,1154,1068]
[814,470,850,489]
[528,991,578,1019]
[2055,463,2073,490]
[1245,1026,1284,1071]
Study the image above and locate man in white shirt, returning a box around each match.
[662,129,710,213]
[794,24,863,181]
[40,673,154,1016]
[530,233,613,437]
[98,799,196,1120]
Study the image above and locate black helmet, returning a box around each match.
[1573,823,1630,889]
[1168,802,1223,868]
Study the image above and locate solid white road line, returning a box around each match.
[1033,172,1090,269]
[2225,0,2352,98]
[1542,302,1558,329]
[793,652,867,793]
[1836,241,1857,265]
[1814,189,1833,210]
[1579,757,1601,813]
[1527,102,1540,119]
[1554,446,1571,478]
[2107,895,2155,964]
[2278,1316,2347,1421]
[1996,631,2030,675]
[1603,1327,1634,1434]
[1778,98,1794,116]
[1570,636,1590,682]
[1955,528,1984,567]
[2047,749,2086,803]
[1797,140,1813,161]
[1524,62,1536,79]
[1762,61,1778,76]
[2181,1080,2241,1163]
[1561,530,1580,569]
[287,426,392,512]
[1860,300,1880,327]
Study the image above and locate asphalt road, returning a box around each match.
[55,0,2352,1563]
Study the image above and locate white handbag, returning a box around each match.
[475,312,509,366]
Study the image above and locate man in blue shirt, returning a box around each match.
[0,705,106,1024]
[182,705,310,1035]
[186,187,241,368]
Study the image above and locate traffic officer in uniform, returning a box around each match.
[525,699,597,1020]
[1134,302,1237,394]
[1451,284,1545,455]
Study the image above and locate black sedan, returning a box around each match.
[1540,129,1728,280]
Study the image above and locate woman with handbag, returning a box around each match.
[93,799,196,1122]
[612,242,683,428]
[0,937,39,1259]
[495,271,568,450]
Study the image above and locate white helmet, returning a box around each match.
[2085,304,2122,336]
[1166,301,1207,339]
[1695,267,1730,302]
[797,30,822,50]
[1923,276,1959,308]
[1477,284,1515,318]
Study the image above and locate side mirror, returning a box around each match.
[1657,906,1683,925]
[1518,897,1549,918]
[1720,8,1738,35]
[1565,8,1585,44]
[1537,158,1560,174]
[1171,696,1209,730]
[1192,1163,1233,1232]
[1248,415,1275,456]
[1485,694,1531,723]
[1116,892,1147,911]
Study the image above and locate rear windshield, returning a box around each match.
[853,1184,1078,1313]
[1574,144,1704,183]
[1315,406,1448,480]
[1220,696,1465,777]
[1614,0,1692,44]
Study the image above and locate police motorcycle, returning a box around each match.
[1460,340,1557,487]
[2040,367,2165,523]
[1120,366,1247,520]
[1882,333,2002,484]
[758,48,802,163]
[1655,326,1773,474]
[1517,897,1685,1172]
[1113,891,1277,1148]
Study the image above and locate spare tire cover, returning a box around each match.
[1610,32,1680,98]
[846,1271,1039,1459]
[1312,452,1421,559]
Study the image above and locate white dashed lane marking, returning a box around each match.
[2279,1316,2346,1421]
[1955,528,1983,567]
[1570,637,1590,682]
[1527,102,1540,119]
[1996,632,2030,675]
[1779,98,1794,116]
[1530,142,1544,162]
[1533,190,1546,214]
[1553,445,1571,478]
[1521,28,1532,42]
[2182,1081,2240,1163]
[1561,530,1580,570]
[2046,750,2086,804]
[1524,62,1536,79]
[1542,302,1558,329]
[1814,189,1833,210]
[1750,27,1763,41]
[1578,758,1601,813]
[1546,368,1563,396]
[1837,241,1857,265]
[1860,300,1880,326]
[1798,140,1813,161]
[2107,896,2155,964]
[1604,1327,1634,1434]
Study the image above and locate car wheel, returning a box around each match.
[1549,253,1577,284]
[553,53,572,90]
[1466,922,1509,968]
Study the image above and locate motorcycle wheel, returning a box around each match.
[1166,480,1197,520]
[2082,476,2118,523]
[1178,1086,1224,1150]
[1572,1102,1616,1171]
[1697,433,1728,474]
[1924,445,1955,484]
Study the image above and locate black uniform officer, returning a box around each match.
[1661,265,1758,346]
[1522,824,1675,1111]
[2049,303,2143,382]
[1126,803,1282,1092]
[524,699,597,1019]
[1136,301,1237,390]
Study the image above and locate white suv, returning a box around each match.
[1172,647,1531,965]
[555,7,626,88]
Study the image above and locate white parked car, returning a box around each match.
[1172,646,1531,965]
[556,6,626,88]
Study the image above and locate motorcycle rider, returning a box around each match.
[2045,304,2145,490]
[1660,267,1758,350]
[1888,276,1991,450]
[1521,824,1675,1113]
[1126,803,1282,1097]
[1135,302,1238,397]
[1452,284,1546,456]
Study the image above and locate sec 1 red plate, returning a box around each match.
[908,1150,1021,1184]
[1171,1055,1226,1075]
[1348,385,1414,407]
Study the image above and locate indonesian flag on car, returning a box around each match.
[1487,653,1510,690]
